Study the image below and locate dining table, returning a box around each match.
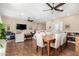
[43,34,55,56]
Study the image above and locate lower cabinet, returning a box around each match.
[75,36,79,55]
[15,33,24,42]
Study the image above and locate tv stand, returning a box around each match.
[24,34,32,40]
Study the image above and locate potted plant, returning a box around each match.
[0,21,6,56]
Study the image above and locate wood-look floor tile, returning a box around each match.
[6,39,78,56]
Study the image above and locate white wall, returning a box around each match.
[1,16,46,34]
[46,14,79,32]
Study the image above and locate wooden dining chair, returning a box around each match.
[60,33,67,51]
[50,33,61,55]
[35,32,46,55]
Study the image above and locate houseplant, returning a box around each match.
[0,20,6,56]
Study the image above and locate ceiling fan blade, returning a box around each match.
[55,8,63,12]
[55,3,65,9]
[43,9,52,11]
[46,3,54,10]
[52,3,54,8]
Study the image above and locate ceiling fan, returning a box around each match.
[44,3,65,12]
[27,17,34,22]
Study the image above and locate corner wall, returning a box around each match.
[1,16,46,34]
[46,14,79,32]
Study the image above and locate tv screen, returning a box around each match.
[16,24,26,30]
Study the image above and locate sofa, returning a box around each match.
[6,31,15,40]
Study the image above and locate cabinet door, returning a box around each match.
[76,37,79,46]
[75,37,79,55]
[76,46,79,54]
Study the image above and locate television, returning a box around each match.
[16,24,26,30]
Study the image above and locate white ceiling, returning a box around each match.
[0,3,79,22]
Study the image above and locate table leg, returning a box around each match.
[47,42,50,56]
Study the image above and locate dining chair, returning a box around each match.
[50,33,61,55]
[35,32,46,55]
[45,31,51,35]
[60,33,67,50]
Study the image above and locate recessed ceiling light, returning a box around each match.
[20,13,24,16]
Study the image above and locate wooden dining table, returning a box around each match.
[43,34,55,56]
